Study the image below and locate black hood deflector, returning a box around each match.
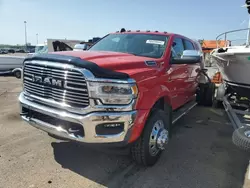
[24,53,129,79]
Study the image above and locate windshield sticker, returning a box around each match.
[146,40,165,45]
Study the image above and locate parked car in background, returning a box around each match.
[0,49,8,54]
[27,39,86,57]
[7,49,15,53]
[15,49,25,53]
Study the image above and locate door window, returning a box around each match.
[171,37,184,58]
[183,39,195,50]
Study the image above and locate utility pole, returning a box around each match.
[24,21,27,50]
[244,1,250,45]
[36,33,38,44]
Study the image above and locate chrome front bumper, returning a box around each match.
[19,92,137,144]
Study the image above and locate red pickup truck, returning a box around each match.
[19,30,215,166]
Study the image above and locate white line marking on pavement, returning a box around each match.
[248,161,250,180]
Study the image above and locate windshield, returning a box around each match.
[88,33,169,58]
[35,45,48,54]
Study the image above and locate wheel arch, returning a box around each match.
[129,94,172,143]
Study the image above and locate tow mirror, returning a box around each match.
[171,50,201,64]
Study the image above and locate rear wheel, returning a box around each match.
[131,109,170,166]
[213,100,223,108]
[204,82,216,106]
[196,82,215,106]
[196,83,206,105]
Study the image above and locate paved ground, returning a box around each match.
[0,77,249,188]
[0,53,28,57]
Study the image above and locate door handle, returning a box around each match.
[185,70,188,73]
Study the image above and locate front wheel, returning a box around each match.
[131,109,170,166]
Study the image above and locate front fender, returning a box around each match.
[135,83,172,110]
[127,68,174,142]
[128,84,172,143]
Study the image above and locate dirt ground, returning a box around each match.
[0,77,249,188]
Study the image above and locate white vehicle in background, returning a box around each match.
[34,42,48,54]
[0,56,24,78]
[73,43,90,51]
[28,39,86,56]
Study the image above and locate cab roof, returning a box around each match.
[110,30,174,36]
[109,30,190,39]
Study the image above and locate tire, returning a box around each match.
[196,83,207,105]
[14,70,21,79]
[204,82,216,106]
[131,109,170,166]
[213,99,223,108]
[232,126,250,152]
[196,82,215,106]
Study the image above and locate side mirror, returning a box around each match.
[171,50,201,64]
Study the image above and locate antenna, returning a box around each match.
[246,17,250,45]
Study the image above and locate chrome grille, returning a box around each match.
[23,62,89,108]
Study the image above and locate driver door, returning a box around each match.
[183,38,201,100]
[166,37,189,110]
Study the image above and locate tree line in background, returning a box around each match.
[0,43,33,49]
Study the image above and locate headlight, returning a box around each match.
[88,81,138,105]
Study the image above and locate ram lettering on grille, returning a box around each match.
[23,62,89,108]
[31,75,63,88]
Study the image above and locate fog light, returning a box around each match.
[96,122,124,135]
[103,123,122,128]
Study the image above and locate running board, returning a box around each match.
[172,100,197,124]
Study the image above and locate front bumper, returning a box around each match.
[19,92,137,144]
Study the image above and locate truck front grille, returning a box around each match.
[23,62,89,108]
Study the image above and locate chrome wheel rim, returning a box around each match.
[149,120,169,156]
[244,130,250,138]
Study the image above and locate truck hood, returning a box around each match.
[55,51,162,80]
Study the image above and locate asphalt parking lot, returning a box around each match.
[0,77,249,188]
[0,53,28,57]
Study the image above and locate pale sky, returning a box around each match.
[0,0,248,45]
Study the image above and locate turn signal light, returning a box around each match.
[212,72,222,84]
